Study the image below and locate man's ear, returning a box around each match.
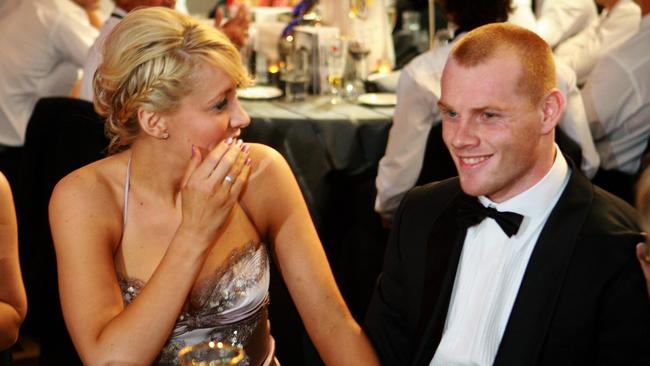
[540,88,565,135]
[137,108,168,140]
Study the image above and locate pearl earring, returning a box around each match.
[161,132,169,140]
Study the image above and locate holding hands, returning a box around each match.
[178,138,251,250]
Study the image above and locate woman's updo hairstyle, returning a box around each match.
[94,7,250,154]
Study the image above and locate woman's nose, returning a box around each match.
[230,97,250,129]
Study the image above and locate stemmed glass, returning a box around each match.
[346,18,371,101]
[322,36,348,104]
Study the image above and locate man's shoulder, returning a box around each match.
[586,185,640,234]
[400,178,461,215]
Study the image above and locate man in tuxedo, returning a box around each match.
[364,23,650,366]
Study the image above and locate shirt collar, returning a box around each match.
[478,144,570,221]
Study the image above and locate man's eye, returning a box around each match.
[446,110,458,118]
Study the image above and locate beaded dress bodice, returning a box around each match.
[118,157,272,365]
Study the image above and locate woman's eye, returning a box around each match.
[213,98,228,112]
[483,112,497,119]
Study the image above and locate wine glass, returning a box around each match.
[346,18,371,101]
[322,36,348,104]
[178,341,245,366]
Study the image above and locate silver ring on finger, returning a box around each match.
[224,175,234,185]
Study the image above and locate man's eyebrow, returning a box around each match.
[437,101,451,110]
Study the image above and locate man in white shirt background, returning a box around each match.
[509,0,598,47]
[581,0,650,203]
[0,0,100,187]
[555,0,641,85]
[365,22,650,366]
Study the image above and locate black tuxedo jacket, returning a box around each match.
[364,168,650,365]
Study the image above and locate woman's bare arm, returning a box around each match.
[243,144,380,366]
[0,172,27,351]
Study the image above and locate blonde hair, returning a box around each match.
[450,23,556,105]
[94,7,251,154]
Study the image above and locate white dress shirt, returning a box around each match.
[374,38,452,221]
[509,0,598,48]
[0,0,99,146]
[431,148,571,366]
[374,33,598,221]
[555,0,641,85]
[554,59,600,178]
[79,7,127,102]
[581,15,650,175]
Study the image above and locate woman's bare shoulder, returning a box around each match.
[241,143,305,232]
[50,154,126,231]
[245,143,297,194]
[246,143,290,176]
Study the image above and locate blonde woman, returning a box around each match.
[0,171,26,352]
[49,7,379,366]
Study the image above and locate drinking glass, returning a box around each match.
[283,47,310,102]
[178,341,245,366]
[322,36,348,104]
[346,19,371,101]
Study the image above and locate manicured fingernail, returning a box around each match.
[191,145,196,157]
[245,158,252,165]
[236,139,243,147]
[226,137,234,145]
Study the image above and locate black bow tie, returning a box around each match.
[457,196,524,238]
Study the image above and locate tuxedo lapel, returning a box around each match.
[494,169,593,365]
[412,194,469,366]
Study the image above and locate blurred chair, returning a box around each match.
[15,97,108,366]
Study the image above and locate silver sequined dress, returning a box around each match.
[118,157,274,366]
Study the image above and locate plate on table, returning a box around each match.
[358,93,397,107]
[237,86,283,100]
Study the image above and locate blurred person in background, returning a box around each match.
[509,0,598,48]
[79,0,250,102]
[581,0,650,204]
[0,0,100,186]
[554,0,641,85]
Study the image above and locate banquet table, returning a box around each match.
[241,96,394,231]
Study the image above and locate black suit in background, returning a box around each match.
[364,159,650,365]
